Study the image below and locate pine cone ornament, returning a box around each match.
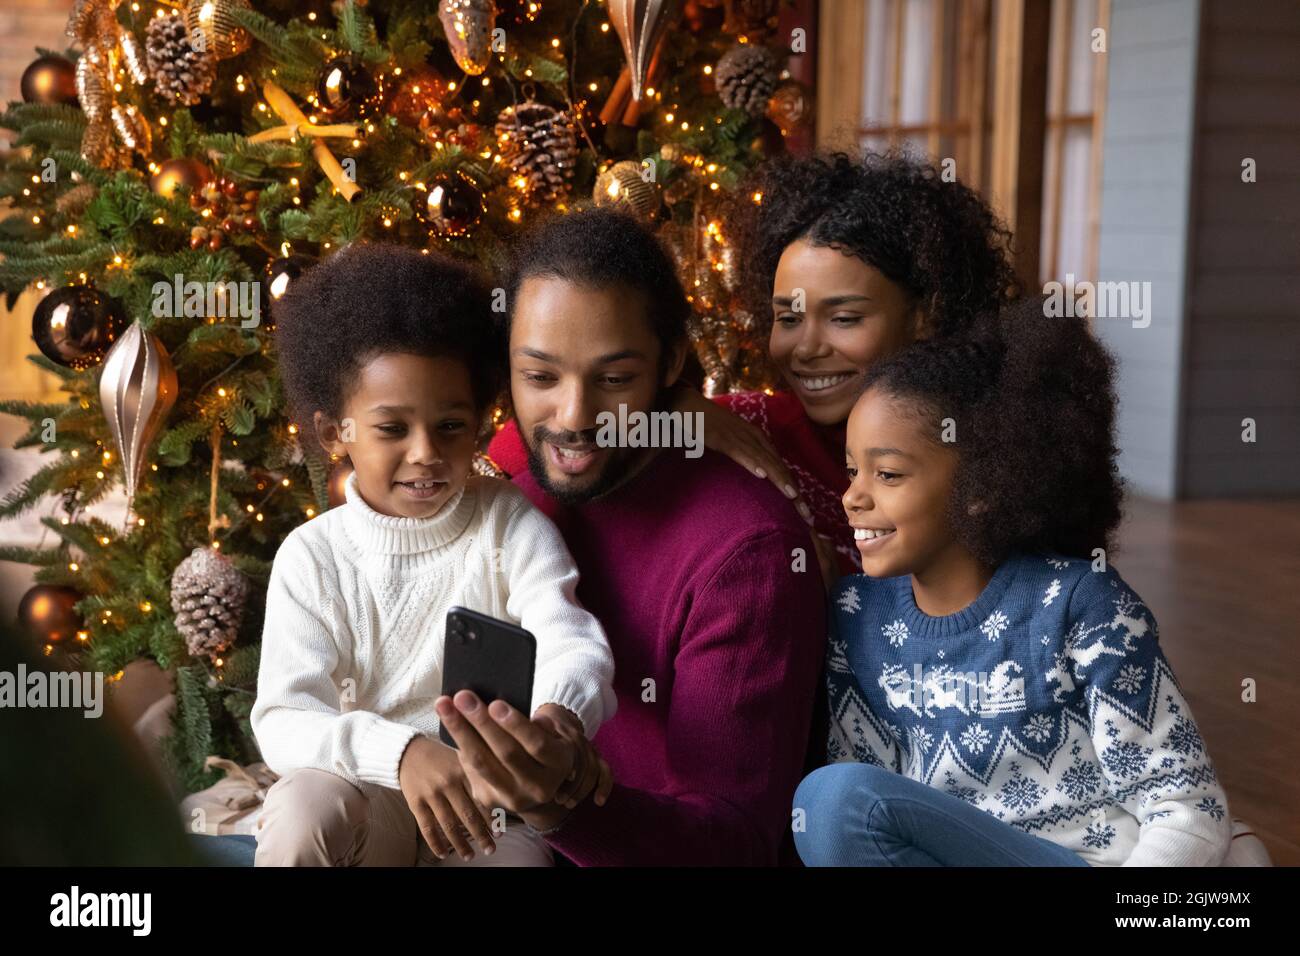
[496,101,578,202]
[145,12,215,105]
[715,44,779,117]
[171,546,249,659]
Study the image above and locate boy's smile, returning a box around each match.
[315,352,479,519]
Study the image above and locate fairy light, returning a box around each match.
[601,22,609,32]
[31,215,40,224]
[703,65,713,75]
[752,191,763,204]
[305,507,317,518]
[159,116,167,126]
[140,601,152,613]
[68,562,79,572]
[287,424,299,434]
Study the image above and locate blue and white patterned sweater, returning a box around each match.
[827,553,1231,866]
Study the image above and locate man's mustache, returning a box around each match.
[532,425,599,449]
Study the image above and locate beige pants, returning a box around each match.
[253,768,553,867]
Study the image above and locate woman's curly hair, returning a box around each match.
[274,242,502,423]
[733,149,1021,338]
[861,296,1124,565]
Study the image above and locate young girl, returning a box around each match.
[794,298,1232,866]
[252,243,616,867]
[487,150,1021,583]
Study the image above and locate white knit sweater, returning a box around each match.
[251,470,617,790]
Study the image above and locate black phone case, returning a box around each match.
[438,606,537,748]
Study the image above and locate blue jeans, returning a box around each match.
[794,763,1090,867]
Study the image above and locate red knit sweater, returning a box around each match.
[484,428,827,865]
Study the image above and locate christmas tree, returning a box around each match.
[0,0,807,791]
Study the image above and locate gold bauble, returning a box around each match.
[593,160,661,220]
[150,158,213,199]
[184,0,253,61]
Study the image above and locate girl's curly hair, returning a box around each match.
[861,296,1124,565]
[732,149,1022,338]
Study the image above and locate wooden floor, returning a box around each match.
[1116,495,1300,865]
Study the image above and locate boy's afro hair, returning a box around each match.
[274,242,501,422]
[732,149,1021,338]
[862,296,1124,565]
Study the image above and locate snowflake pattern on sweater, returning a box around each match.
[826,553,1232,866]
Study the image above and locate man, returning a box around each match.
[436,209,826,865]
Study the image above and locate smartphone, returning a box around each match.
[438,606,537,749]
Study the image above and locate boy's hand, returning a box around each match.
[533,703,614,810]
[397,734,498,861]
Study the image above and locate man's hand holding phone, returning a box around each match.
[533,703,613,811]
[397,734,498,861]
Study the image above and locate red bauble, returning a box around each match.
[385,66,450,125]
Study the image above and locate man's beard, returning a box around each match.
[523,385,674,507]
